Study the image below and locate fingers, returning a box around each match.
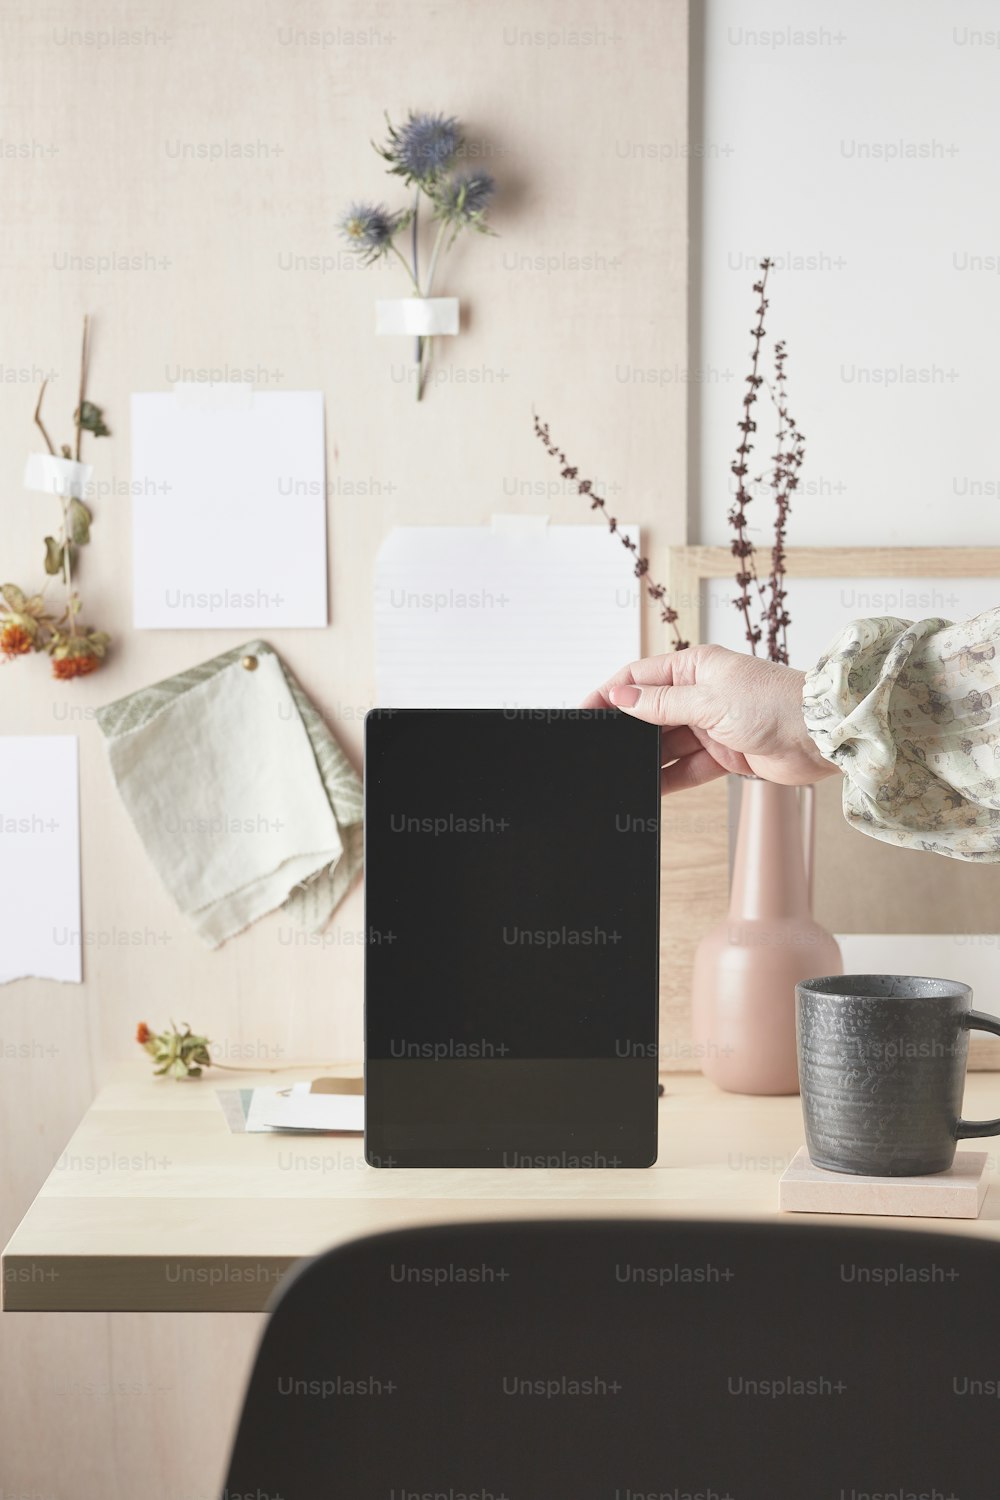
[608,680,704,727]
[582,650,699,711]
[580,662,650,710]
[626,651,700,687]
[579,687,612,709]
[660,726,701,762]
[660,748,727,795]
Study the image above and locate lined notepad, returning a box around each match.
[374,520,641,708]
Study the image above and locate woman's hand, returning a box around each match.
[583,644,840,794]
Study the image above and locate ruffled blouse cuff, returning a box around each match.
[802,611,1000,861]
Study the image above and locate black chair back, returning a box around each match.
[222,1217,998,1498]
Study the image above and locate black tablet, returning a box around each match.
[364,709,661,1168]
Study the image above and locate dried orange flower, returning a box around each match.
[1,622,33,658]
[135,1022,151,1045]
[53,651,101,680]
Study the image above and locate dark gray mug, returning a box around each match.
[795,974,1000,1176]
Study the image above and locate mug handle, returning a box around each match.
[956,1010,1000,1139]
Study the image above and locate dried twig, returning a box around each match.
[728,260,806,664]
[74,313,89,462]
[728,258,772,653]
[33,381,56,457]
[533,413,688,650]
[763,341,803,665]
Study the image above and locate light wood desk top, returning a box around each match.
[5,1065,1000,1312]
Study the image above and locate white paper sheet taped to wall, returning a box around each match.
[0,736,81,984]
[131,386,327,629]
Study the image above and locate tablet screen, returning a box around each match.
[364,709,660,1167]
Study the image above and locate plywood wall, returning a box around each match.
[0,2,689,1495]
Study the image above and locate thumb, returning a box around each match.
[608,681,707,728]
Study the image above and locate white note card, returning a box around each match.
[0,737,81,984]
[131,388,328,629]
[374,521,641,708]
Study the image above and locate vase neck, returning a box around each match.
[728,779,812,920]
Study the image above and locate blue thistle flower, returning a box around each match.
[378,111,462,186]
[339,202,404,263]
[431,171,496,246]
[436,171,495,224]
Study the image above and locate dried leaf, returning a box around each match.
[43,536,64,576]
[5,611,39,641]
[77,401,110,438]
[67,497,91,545]
[1,583,26,612]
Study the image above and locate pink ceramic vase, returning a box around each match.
[691,778,842,1095]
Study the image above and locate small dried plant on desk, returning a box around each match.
[340,110,497,400]
[136,1020,331,1080]
[729,258,806,664]
[1,315,111,678]
[137,1022,213,1079]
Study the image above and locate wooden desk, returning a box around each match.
[5,1066,1000,1312]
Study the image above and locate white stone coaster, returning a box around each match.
[779,1147,989,1219]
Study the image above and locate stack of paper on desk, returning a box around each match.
[238,1080,364,1134]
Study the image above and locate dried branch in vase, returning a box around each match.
[533,413,688,650]
[728,258,771,655]
[763,340,804,666]
[728,259,806,664]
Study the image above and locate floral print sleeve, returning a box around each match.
[802,609,1000,860]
